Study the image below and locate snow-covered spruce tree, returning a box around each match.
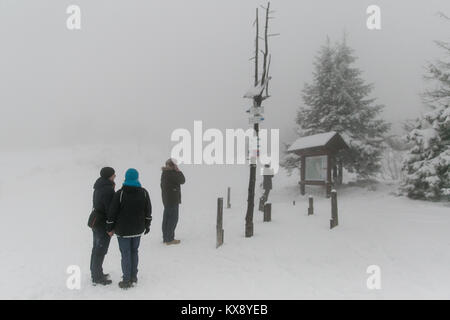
[401,24,450,201]
[280,144,300,175]
[293,37,390,179]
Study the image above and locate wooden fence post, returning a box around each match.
[227,187,231,209]
[330,190,338,229]
[308,196,314,215]
[216,197,224,248]
[264,203,272,222]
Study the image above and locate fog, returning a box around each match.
[0,0,449,153]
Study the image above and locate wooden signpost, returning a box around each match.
[217,198,224,248]
[263,203,272,222]
[244,2,278,238]
[308,196,314,215]
[330,190,338,229]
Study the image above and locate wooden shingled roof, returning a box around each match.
[287,131,349,155]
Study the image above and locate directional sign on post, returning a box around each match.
[246,106,265,115]
[249,116,264,124]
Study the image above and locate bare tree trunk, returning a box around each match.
[245,150,256,237]
[245,2,272,238]
[254,8,259,88]
[261,2,270,83]
[245,8,259,238]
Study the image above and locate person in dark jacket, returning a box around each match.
[107,168,152,289]
[90,166,116,286]
[161,158,185,245]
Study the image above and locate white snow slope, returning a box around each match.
[0,144,449,299]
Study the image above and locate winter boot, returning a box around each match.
[92,276,112,286]
[118,280,133,289]
[166,239,181,245]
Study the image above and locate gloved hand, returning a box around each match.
[144,227,150,235]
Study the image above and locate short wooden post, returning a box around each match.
[308,196,314,215]
[227,187,231,208]
[293,200,296,206]
[330,190,338,229]
[264,203,272,222]
[216,197,224,248]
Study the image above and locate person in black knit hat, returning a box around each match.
[100,167,115,180]
[89,166,116,285]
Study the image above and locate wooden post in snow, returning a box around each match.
[330,190,338,229]
[263,203,272,222]
[308,196,314,215]
[227,187,231,209]
[217,197,224,248]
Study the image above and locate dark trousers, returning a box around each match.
[90,228,111,281]
[162,204,179,242]
[117,236,141,282]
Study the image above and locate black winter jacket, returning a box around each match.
[92,177,115,229]
[106,186,152,237]
[161,169,185,208]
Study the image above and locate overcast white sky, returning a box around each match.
[0,0,449,153]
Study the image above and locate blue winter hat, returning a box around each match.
[123,168,141,187]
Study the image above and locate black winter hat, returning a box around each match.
[100,167,115,179]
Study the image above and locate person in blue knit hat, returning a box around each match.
[107,168,152,289]
[123,168,141,187]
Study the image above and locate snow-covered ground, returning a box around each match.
[0,144,449,299]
